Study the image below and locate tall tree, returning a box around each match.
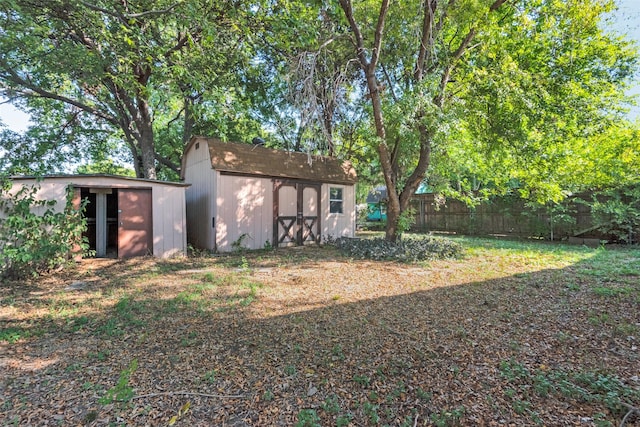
[336,0,636,241]
[0,0,259,178]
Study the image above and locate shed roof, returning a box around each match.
[182,136,357,185]
[9,174,190,187]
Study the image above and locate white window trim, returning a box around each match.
[329,186,344,215]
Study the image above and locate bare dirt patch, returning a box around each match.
[1,239,639,426]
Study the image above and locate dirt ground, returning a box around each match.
[1,240,639,426]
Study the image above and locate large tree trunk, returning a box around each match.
[138,130,157,179]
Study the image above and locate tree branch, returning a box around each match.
[0,62,117,125]
[381,64,398,102]
[154,153,180,174]
[415,0,437,81]
[339,0,369,70]
[79,1,180,22]
[79,1,128,25]
[370,0,391,71]
[124,4,181,19]
[434,27,475,107]
[490,0,509,12]
[434,0,508,107]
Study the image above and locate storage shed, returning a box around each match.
[5,175,189,258]
[181,136,357,252]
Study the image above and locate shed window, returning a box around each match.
[329,187,343,214]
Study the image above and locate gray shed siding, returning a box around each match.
[216,174,273,251]
[183,140,217,251]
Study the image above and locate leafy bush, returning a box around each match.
[333,235,463,262]
[590,185,640,244]
[0,180,90,278]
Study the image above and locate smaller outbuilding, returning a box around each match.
[366,185,388,221]
[181,136,358,252]
[4,175,189,258]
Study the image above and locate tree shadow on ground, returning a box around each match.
[1,242,639,426]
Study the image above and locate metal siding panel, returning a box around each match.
[322,184,355,239]
[262,181,274,249]
[216,175,231,251]
[216,175,271,251]
[184,141,215,250]
[152,186,187,258]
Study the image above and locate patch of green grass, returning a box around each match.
[588,312,610,326]
[321,395,340,414]
[336,413,353,427]
[564,282,581,292]
[386,381,406,403]
[499,359,530,382]
[353,374,370,387]
[429,406,465,427]
[89,350,111,361]
[68,315,89,332]
[170,273,262,313]
[175,289,202,305]
[113,295,146,327]
[99,359,138,405]
[512,398,531,415]
[201,272,217,283]
[498,358,640,419]
[614,321,638,337]
[0,327,28,344]
[416,387,432,402]
[202,369,216,384]
[361,401,379,424]
[331,344,345,361]
[296,409,321,427]
[65,363,82,372]
[579,251,640,279]
[178,330,199,347]
[593,286,634,298]
[96,318,124,337]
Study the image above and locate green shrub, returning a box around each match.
[0,179,90,278]
[334,236,463,262]
[590,185,640,244]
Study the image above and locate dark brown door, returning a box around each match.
[118,189,153,257]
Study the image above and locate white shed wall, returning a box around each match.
[216,174,273,251]
[151,185,187,258]
[322,183,356,240]
[3,177,187,258]
[183,142,217,250]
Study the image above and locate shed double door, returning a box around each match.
[273,180,321,247]
[74,187,152,258]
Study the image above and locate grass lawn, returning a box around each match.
[1,236,639,426]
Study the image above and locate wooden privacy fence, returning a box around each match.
[410,193,609,241]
